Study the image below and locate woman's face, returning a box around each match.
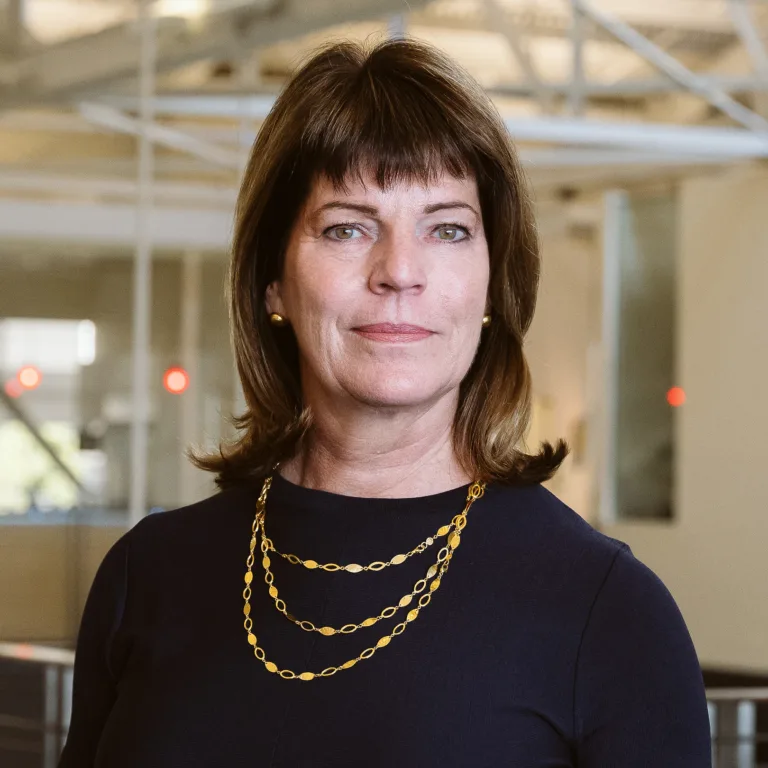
[266,169,490,410]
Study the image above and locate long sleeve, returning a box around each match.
[58,532,130,767]
[574,543,712,767]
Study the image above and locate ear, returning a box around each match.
[265,281,286,317]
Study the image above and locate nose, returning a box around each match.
[368,230,427,295]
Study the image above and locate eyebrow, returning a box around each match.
[311,200,480,220]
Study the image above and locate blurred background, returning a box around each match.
[0,0,767,765]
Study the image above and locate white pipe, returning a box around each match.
[81,95,768,157]
[521,148,736,166]
[599,190,626,527]
[504,117,768,156]
[129,0,156,529]
[179,251,203,507]
[103,93,278,119]
[95,75,768,117]
[388,13,406,39]
[568,1,585,116]
[16,110,768,161]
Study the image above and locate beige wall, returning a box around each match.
[527,222,601,515]
[603,167,768,673]
[0,525,123,642]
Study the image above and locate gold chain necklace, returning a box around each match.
[242,475,486,681]
[266,512,461,572]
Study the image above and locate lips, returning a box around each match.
[353,323,434,343]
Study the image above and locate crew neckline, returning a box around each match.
[266,471,475,514]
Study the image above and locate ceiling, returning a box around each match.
[0,0,767,243]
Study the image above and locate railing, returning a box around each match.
[708,688,768,768]
[0,642,74,768]
[0,641,766,767]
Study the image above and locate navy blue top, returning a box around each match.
[60,474,712,767]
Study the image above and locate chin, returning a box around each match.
[346,372,440,408]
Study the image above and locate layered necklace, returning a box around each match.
[242,472,486,681]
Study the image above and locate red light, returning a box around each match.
[667,386,686,407]
[17,366,42,390]
[163,366,190,394]
[15,644,34,660]
[4,378,23,398]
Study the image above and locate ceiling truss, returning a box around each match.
[1,0,768,207]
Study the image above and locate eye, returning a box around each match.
[324,224,362,241]
[435,224,470,242]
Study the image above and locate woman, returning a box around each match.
[60,38,712,767]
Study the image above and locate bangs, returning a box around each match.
[295,55,480,193]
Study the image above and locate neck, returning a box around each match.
[278,391,472,498]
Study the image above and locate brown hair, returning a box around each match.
[191,37,568,489]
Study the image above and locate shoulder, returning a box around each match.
[485,482,694,648]
[123,482,258,561]
[493,483,688,634]
[573,528,705,747]
[587,538,689,637]
[482,481,629,577]
[476,481,691,635]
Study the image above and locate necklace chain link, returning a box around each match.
[242,476,486,681]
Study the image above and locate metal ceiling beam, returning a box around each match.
[0,170,238,204]
[74,109,768,160]
[103,93,278,119]
[575,0,768,137]
[485,0,550,112]
[521,148,735,167]
[5,113,768,164]
[409,6,739,52]
[87,75,768,122]
[0,170,236,203]
[0,0,428,108]
[600,27,684,91]
[0,171,228,201]
[728,0,768,78]
[78,102,242,168]
[503,117,768,157]
[0,198,232,249]
[646,30,756,126]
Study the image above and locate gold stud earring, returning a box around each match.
[482,314,492,328]
[269,313,287,327]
